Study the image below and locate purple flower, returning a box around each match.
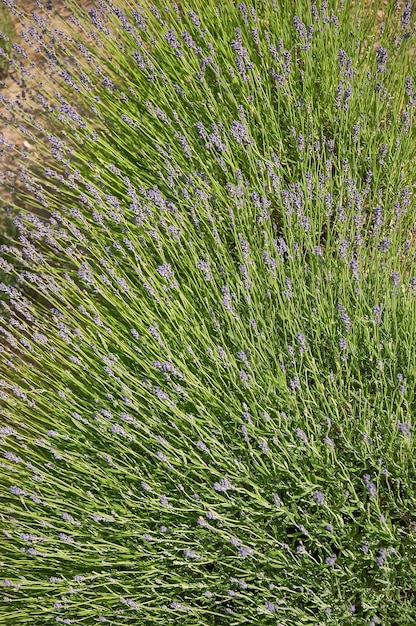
[188,10,201,28]
[259,439,269,453]
[170,601,182,609]
[313,490,325,505]
[160,494,170,507]
[197,260,213,281]
[376,547,387,567]
[337,302,352,332]
[295,427,308,444]
[376,46,388,72]
[352,125,360,142]
[230,120,252,146]
[176,134,192,159]
[350,257,359,282]
[238,545,253,558]
[154,388,169,401]
[363,474,377,499]
[119,596,139,610]
[296,332,307,353]
[397,422,411,438]
[326,554,337,566]
[402,1,412,28]
[240,370,251,386]
[10,486,27,497]
[110,423,129,438]
[391,271,400,290]
[4,452,21,463]
[297,524,309,536]
[290,376,301,391]
[378,237,391,253]
[293,16,307,39]
[339,337,347,352]
[156,451,169,464]
[157,262,174,279]
[184,549,201,559]
[164,29,182,55]
[273,493,281,507]
[196,440,210,454]
[213,478,233,492]
[373,305,383,323]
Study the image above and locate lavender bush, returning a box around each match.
[0,4,14,79]
[0,0,415,624]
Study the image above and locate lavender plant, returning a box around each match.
[0,4,14,79]
[0,0,415,624]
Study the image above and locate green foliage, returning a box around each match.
[0,4,14,80]
[0,1,415,625]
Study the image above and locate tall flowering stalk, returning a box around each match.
[0,0,415,624]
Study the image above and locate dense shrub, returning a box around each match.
[0,1,415,624]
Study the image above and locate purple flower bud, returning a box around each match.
[259,439,269,453]
[402,1,412,28]
[295,427,308,444]
[196,440,210,454]
[397,422,411,437]
[184,549,201,559]
[119,596,139,610]
[313,490,325,505]
[363,474,377,499]
[4,452,21,463]
[188,10,201,28]
[376,547,387,567]
[10,486,27,497]
[160,495,169,507]
[293,16,307,39]
[339,337,347,352]
[376,46,388,72]
[391,271,400,290]
[110,423,129,438]
[213,478,233,492]
[157,262,174,279]
[290,376,301,391]
[230,120,252,146]
[238,545,253,558]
